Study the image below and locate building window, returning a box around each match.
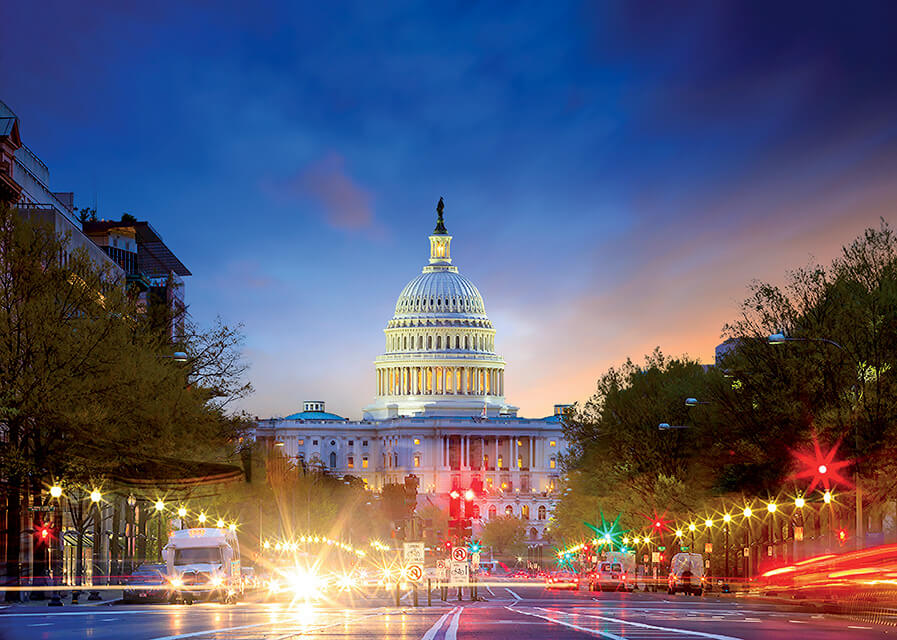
[298,439,304,445]
[414,438,420,445]
[497,456,503,469]
[530,527,538,540]
[517,457,523,469]
[505,505,514,516]
[330,440,336,446]
[488,505,497,519]
[362,456,369,469]
[413,454,421,468]
[393,452,398,467]
[329,452,337,468]
[313,440,318,446]
[348,456,354,469]
[522,504,530,519]
[550,440,556,447]
[348,440,354,446]
[538,505,546,520]
[362,440,368,447]
[549,457,556,469]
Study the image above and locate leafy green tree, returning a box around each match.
[481,514,526,559]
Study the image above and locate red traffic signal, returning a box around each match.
[464,489,475,501]
[654,521,662,529]
[449,490,460,499]
[40,526,49,539]
[838,529,847,543]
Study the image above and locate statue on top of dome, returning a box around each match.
[434,197,447,235]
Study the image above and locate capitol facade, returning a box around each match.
[254,202,567,543]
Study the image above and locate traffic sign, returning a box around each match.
[449,561,469,586]
[406,564,423,582]
[651,551,661,563]
[451,546,468,562]
[704,542,713,553]
[404,541,424,564]
[471,552,480,569]
[436,559,446,569]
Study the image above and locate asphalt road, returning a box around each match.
[0,582,892,640]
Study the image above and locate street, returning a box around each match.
[0,583,892,640]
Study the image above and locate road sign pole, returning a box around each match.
[427,578,431,606]
[412,582,418,607]
[394,581,400,607]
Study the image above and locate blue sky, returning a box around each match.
[4,1,897,418]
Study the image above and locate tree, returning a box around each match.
[0,205,250,590]
[481,515,526,559]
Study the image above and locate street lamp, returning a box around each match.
[90,490,102,503]
[768,331,864,549]
[49,485,63,499]
[217,519,226,528]
[198,513,207,525]
[159,351,189,362]
[722,513,732,580]
[794,496,806,509]
[228,523,237,532]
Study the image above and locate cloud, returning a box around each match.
[283,152,376,232]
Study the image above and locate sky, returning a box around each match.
[3,1,897,420]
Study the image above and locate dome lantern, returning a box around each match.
[429,197,452,266]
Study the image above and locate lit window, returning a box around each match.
[549,457,556,469]
[522,505,530,519]
[414,455,421,468]
[497,456,503,469]
[505,505,513,516]
[414,438,420,445]
[538,505,546,520]
[517,458,523,469]
[347,456,354,469]
[348,440,353,446]
[362,456,369,469]
[298,439,304,445]
[549,440,556,447]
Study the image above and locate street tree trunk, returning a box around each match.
[4,477,22,602]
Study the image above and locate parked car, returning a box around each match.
[123,563,170,603]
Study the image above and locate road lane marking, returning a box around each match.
[849,626,874,630]
[27,623,52,627]
[486,585,496,596]
[421,607,455,640]
[788,620,808,624]
[446,607,463,640]
[536,608,744,640]
[505,588,521,600]
[149,609,383,640]
[508,607,625,639]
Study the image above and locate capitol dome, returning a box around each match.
[363,199,517,420]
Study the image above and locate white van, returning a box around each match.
[668,552,704,595]
[588,551,636,592]
[163,527,242,603]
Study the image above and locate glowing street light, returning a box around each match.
[704,518,713,528]
[90,489,102,503]
[742,507,753,518]
[766,502,777,513]
[217,519,226,528]
[723,513,732,523]
[675,529,683,538]
[198,513,207,524]
[794,497,806,508]
[49,485,62,499]
[464,489,475,501]
[228,523,237,532]
[177,506,187,518]
[823,491,832,504]
[155,500,165,512]
[688,523,697,532]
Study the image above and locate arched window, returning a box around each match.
[538,505,546,520]
[403,336,407,349]
[329,452,337,468]
[522,504,530,519]
[488,505,497,519]
[530,527,538,540]
[505,505,514,516]
[436,336,441,349]
[472,504,480,519]
[465,336,469,350]
[418,335,423,349]
[427,336,432,349]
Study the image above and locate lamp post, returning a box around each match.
[722,513,731,580]
[768,332,864,549]
[177,507,187,530]
[48,485,63,606]
[126,495,137,575]
[742,507,753,579]
[154,501,165,561]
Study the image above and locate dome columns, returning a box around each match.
[375,363,504,399]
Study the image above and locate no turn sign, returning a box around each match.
[451,546,468,562]
[406,564,423,582]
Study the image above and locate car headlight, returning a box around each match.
[210,576,224,587]
[282,568,324,600]
[170,578,183,588]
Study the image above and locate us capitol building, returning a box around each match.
[254,201,567,543]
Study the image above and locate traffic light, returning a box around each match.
[838,529,847,545]
[654,521,662,529]
[40,526,49,540]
